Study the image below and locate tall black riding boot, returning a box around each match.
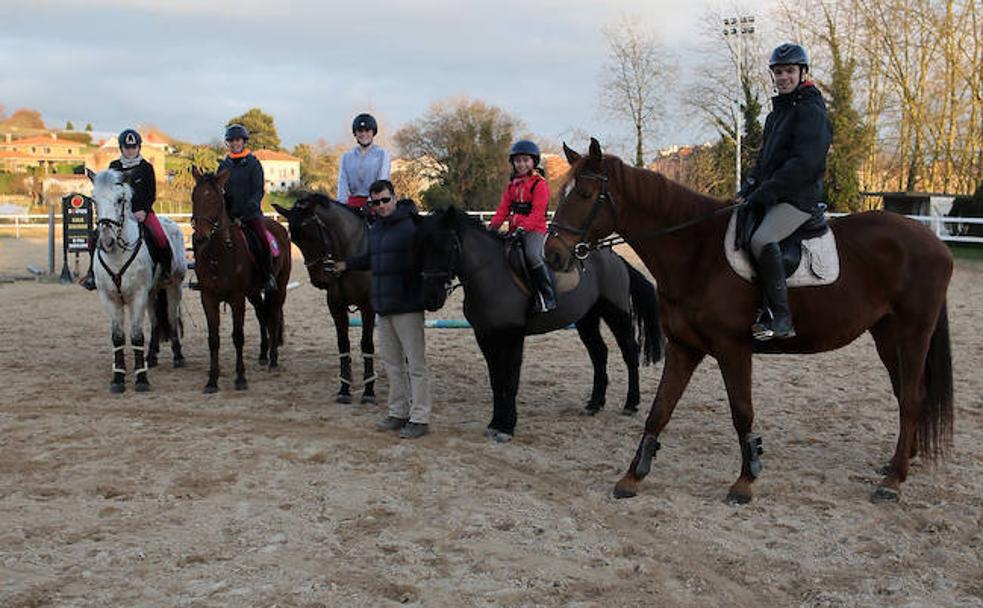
[752,243,795,340]
[261,250,277,295]
[530,264,557,313]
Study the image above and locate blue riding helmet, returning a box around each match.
[769,43,809,69]
[225,123,250,141]
[509,140,541,167]
[118,128,142,148]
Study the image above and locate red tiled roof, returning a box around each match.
[0,150,34,159]
[0,136,81,147]
[253,149,300,162]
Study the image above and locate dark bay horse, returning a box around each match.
[272,194,376,404]
[545,138,953,503]
[191,167,291,393]
[416,206,663,442]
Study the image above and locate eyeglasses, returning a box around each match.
[367,196,393,207]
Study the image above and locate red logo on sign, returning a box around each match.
[70,195,84,209]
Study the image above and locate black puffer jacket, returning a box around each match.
[740,83,832,213]
[346,200,424,316]
[218,153,264,221]
[109,158,156,214]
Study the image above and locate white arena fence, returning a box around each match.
[2,209,983,245]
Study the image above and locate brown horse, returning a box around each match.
[545,138,954,504]
[191,167,291,393]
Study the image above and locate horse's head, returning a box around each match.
[190,166,231,246]
[545,138,619,272]
[415,207,462,311]
[89,168,134,252]
[273,194,338,288]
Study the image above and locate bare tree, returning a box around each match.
[599,17,677,167]
[395,96,521,210]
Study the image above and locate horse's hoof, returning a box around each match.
[871,486,900,503]
[583,404,603,416]
[109,382,125,394]
[258,355,269,366]
[621,406,639,416]
[612,479,638,499]
[336,393,353,404]
[725,490,753,505]
[234,378,248,391]
[173,357,186,369]
[203,384,218,394]
[483,428,513,443]
[360,394,377,405]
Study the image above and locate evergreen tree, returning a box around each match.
[823,36,867,211]
[65,120,74,131]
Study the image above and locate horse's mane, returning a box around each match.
[420,206,502,243]
[300,192,363,218]
[562,152,726,212]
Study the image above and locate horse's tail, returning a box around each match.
[919,301,954,462]
[625,262,663,364]
[154,288,172,343]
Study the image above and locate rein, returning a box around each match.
[549,170,747,259]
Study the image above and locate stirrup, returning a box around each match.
[752,322,796,341]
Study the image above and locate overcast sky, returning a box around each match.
[1,0,782,154]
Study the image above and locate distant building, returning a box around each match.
[253,149,301,192]
[42,174,92,200]
[0,133,88,171]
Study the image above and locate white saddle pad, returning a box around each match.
[724,213,840,287]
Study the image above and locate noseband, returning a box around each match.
[97,191,136,252]
[547,171,616,260]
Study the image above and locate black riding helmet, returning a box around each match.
[509,140,541,168]
[118,128,142,148]
[352,113,378,135]
[769,43,809,69]
[225,123,250,141]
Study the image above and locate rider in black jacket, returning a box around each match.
[217,123,277,294]
[738,43,833,341]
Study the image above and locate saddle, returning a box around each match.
[725,205,840,287]
[504,232,579,295]
[236,219,282,265]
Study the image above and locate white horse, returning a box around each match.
[89,168,187,393]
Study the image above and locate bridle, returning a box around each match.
[294,207,337,273]
[96,189,137,253]
[420,228,462,298]
[191,183,230,248]
[95,187,144,296]
[547,171,618,260]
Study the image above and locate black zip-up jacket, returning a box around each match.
[218,153,265,221]
[346,199,424,316]
[739,83,832,213]
[109,158,156,214]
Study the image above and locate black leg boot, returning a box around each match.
[752,243,795,341]
[530,264,557,313]
[262,250,277,295]
[81,235,96,291]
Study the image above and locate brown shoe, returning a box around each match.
[375,416,409,431]
[399,422,429,439]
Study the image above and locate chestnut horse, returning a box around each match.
[545,138,953,504]
[191,167,291,393]
[273,194,377,405]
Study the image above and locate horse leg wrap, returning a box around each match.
[361,374,378,385]
[338,352,351,359]
[338,376,352,386]
[742,433,764,477]
[633,434,661,477]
